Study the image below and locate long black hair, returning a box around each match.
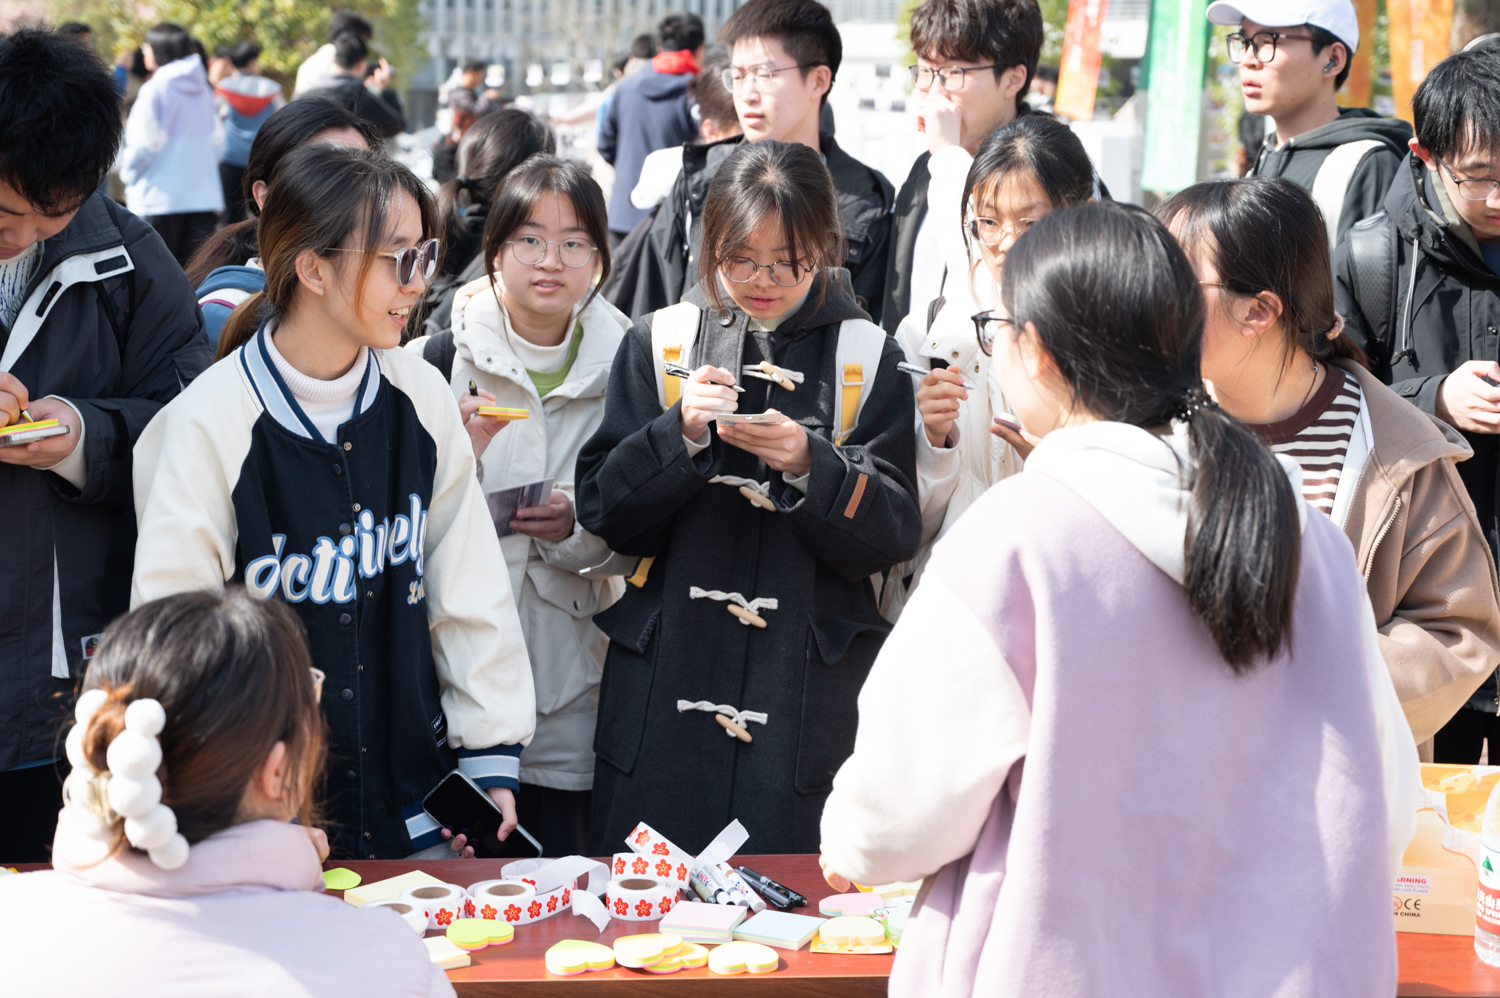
[1156,178,1368,371]
[434,109,556,278]
[1003,201,1301,672]
[185,95,377,286]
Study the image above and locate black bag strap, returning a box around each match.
[95,196,138,354]
[1345,212,1398,365]
[926,294,946,333]
[422,330,458,383]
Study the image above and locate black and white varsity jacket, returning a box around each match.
[131,324,535,858]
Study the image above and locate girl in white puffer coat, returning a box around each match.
[883,116,1098,620]
[411,155,633,855]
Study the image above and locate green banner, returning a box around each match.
[1141,0,1209,193]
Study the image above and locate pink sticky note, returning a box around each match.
[818,893,890,917]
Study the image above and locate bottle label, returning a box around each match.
[1480,881,1500,935]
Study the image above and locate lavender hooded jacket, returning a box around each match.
[0,811,452,996]
[821,420,1420,998]
[119,55,225,216]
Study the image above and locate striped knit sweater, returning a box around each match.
[1252,365,1362,515]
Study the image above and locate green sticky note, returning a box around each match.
[323,867,362,891]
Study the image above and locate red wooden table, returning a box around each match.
[326,854,887,997]
[13,853,1500,995]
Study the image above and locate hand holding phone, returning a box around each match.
[423,771,539,859]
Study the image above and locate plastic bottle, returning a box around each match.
[1476,778,1500,965]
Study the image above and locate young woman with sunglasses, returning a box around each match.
[131,144,536,861]
[408,154,634,856]
[882,114,1095,618]
[574,140,920,854]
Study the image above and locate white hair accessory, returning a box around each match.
[63,692,190,870]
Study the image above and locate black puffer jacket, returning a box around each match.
[0,193,211,769]
[1335,153,1500,559]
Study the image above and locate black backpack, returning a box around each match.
[1343,211,1401,369]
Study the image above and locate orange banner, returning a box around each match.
[1054,0,1110,121]
[1337,0,1376,107]
[1386,0,1454,122]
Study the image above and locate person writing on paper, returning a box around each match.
[0,590,455,997]
[575,140,919,855]
[819,202,1419,996]
[1157,177,1500,753]
[131,145,535,862]
[882,115,1096,618]
[408,154,634,855]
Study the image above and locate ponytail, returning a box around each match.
[1003,202,1300,671]
[215,291,266,361]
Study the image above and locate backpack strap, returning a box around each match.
[421,330,458,383]
[96,196,138,353]
[925,295,946,333]
[650,301,702,410]
[1345,211,1398,365]
[1310,139,1385,249]
[833,318,889,444]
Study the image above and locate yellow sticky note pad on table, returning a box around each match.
[477,406,529,420]
[343,869,444,907]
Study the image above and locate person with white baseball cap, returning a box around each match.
[1207,0,1411,248]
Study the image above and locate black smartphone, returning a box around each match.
[421,770,544,859]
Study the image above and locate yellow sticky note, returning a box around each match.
[322,868,361,891]
[424,935,472,971]
[343,869,444,907]
[477,406,529,421]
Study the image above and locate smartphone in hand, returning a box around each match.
[421,770,543,858]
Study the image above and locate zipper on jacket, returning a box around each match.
[1364,495,1403,582]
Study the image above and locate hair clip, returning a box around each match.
[1326,312,1346,340]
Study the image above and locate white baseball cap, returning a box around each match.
[1205,0,1359,54]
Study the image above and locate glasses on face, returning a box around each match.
[972,310,1013,356]
[911,63,1000,91]
[721,257,809,287]
[968,215,1040,247]
[1435,157,1500,201]
[505,234,598,269]
[721,63,823,93]
[1225,30,1317,64]
[326,237,440,285]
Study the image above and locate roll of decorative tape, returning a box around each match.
[612,851,691,888]
[468,878,578,925]
[361,898,428,935]
[399,883,472,930]
[605,876,677,922]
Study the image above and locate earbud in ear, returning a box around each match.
[1325,57,1338,71]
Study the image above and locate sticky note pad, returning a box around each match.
[322,868,362,891]
[424,935,472,971]
[343,869,444,907]
[819,892,889,917]
[477,406,529,420]
[732,910,826,950]
[658,901,747,943]
[4,418,59,434]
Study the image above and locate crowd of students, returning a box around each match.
[3,0,1500,993]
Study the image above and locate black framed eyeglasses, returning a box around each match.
[910,63,1001,91]
[326,237,440,285]
[1224,30,1316,64]
[721,63,824,93]
[1435,157,1500,202]
[972,310,1013,356]
[721,257,809,287]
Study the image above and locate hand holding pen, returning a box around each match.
[906,363,973,449]
[677,364,741,441]
[458,379,508,460]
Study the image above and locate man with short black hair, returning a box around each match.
[610,0,894,320]
[293,10,374,98]
[1207,0,1411,247]
[599,12,707,242]
[882,0,1043,332]
[0,28,211,861]
[303,31,405,139]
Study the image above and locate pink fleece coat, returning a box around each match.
[0,813,452,997]
[820,425,1416,997]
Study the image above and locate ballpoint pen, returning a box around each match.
[664,361,745,392]
[897,360,977,392]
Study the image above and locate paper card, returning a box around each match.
[714,412,784,426]
[424,935,472,971]
[486,478,554,538]
[343,869,444,907]
[732,910,826,950]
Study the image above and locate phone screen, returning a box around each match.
[421,772,545,859]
